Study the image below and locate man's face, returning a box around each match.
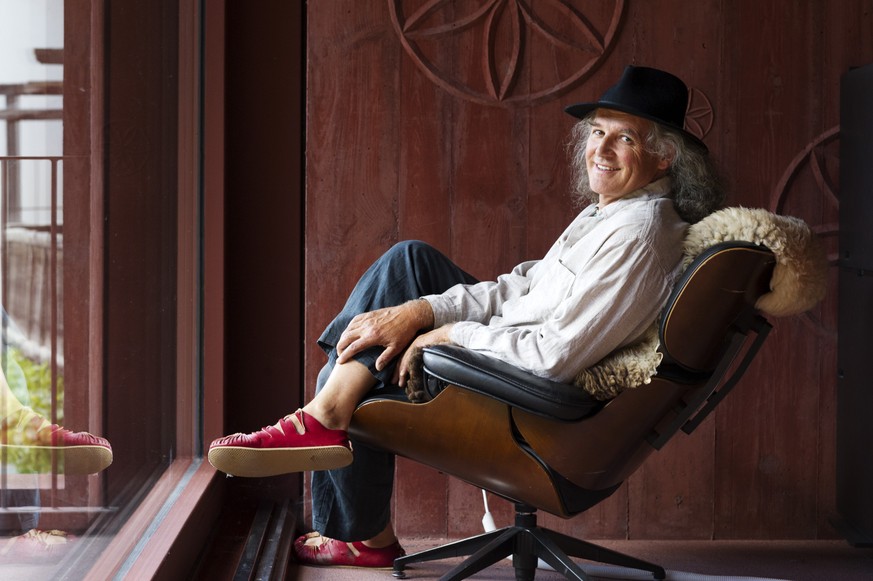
[584,109,671,204]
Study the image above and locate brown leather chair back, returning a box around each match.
[514,243,776,491]
[659,242,775,372]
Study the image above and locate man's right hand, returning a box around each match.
[335,300,435,371]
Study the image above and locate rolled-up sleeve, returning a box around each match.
[423,260,539,327]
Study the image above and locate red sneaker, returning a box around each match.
[293,532,405,569]
[208,409,352,477]
[1,410,113,475]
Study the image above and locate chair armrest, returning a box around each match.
[422,345,602,421]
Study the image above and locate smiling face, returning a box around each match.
[584,109,672,206]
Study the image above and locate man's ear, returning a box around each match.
[657,146,676,172]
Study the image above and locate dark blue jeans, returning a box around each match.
[311,241,477,541]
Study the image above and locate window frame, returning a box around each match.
[78,0,226,576]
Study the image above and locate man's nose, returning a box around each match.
[595,137,614,156]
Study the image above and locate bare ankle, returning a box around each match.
[360,537,398,549]
[360,523,398,548]
[301,404,347,431]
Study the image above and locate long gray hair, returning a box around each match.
[568,113,725,223]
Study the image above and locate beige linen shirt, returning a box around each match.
[422,178,688,383]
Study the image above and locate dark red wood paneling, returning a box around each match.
[305,0,873,540]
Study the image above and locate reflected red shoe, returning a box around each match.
[1,409,113,475]
[208,409,352,477]
[293,532,405,569]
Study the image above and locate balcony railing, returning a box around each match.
[0,155,69,529]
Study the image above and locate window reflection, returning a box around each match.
[0,0,113,573]
[0,0,188,574]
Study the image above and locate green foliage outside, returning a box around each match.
[3,348,64,474]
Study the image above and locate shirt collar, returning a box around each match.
[585,176,672,218]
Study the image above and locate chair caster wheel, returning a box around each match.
[392,569,407,579]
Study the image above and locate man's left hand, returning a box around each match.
[394,324,455,387]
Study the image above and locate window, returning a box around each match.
[0,1,216,577]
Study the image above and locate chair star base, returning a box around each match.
[392,504,665,581]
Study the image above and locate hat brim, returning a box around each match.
[565,101,708,153]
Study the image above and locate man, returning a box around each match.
[208,65,724,567]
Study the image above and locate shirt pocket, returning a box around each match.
[509,259,577,322]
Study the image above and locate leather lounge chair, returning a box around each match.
[349,208,827,581]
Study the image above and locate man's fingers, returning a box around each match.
[335,304,428,371]
[374,344,399,372]
[393,348,410,385]
[396,354,409,387]
[335,328,356,354]
[336,344,352,364]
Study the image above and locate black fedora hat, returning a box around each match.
[565,65,707,152]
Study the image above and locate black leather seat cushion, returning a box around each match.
[422,344,602,421]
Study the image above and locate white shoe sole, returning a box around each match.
[208,444,353,477]
[0,444,113,475]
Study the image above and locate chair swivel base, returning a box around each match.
[392,504,666,581]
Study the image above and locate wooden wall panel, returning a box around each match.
[709,0,838,540]
[305,0,873,540]
[391,10,456,540]
[305,1,401,356]
[617,0,728,541]
[305,1,399,529]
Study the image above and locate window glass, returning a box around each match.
[0,0,190,576]
[1,2,72,569]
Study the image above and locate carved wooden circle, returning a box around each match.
[685,87,714,142]
[389,0,626,107]
[771,126,840,337]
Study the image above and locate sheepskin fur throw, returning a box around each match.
[404,207,827,403]
[404,347,428,403]
[573,321,662,400]
[684,207,828,317]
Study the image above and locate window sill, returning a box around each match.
[84,458,222,579]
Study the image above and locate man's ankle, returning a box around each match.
[360,537,398,549]
[300,406,347,432]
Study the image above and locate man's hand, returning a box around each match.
[336,300,435,371]
[394,324,455,387]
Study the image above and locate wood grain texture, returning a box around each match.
[305,0,873,540]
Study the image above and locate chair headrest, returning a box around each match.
[660,242,775,372]
[684,207,827,317]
